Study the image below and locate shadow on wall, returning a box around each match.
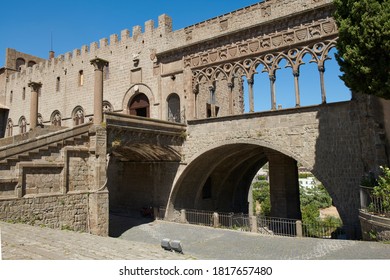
[107,158,181,237]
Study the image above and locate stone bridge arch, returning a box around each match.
[165,101,379,238]
[167,134,324,218]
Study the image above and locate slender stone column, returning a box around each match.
[209,84,216,117]
[228,82,234,115]
[193,87,199,119]
[293,70,301,107]
[27,82,42,130]
[248,78,254,113]
[90,58,109,125]
[318,65,327,104]
[269,74,276,110]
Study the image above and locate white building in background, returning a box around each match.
[299,176,318,189]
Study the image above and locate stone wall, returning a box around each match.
[359,210,390,241]
[0,193,89,232]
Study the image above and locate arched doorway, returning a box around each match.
[128,93,150,117]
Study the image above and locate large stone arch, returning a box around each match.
[167,141,307,220]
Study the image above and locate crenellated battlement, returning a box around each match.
[6,12,174,81]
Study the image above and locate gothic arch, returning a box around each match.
[6,118,13,137]
[50,110,62,127]
[72,106,85,126]
[18,116,27,133]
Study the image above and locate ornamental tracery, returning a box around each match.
[190,37,337,112]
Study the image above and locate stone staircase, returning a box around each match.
[0,123,93,197]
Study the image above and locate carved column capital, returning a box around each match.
[293,69,300,77]
[90,57,109,71]
[247,78,254,85]
[28,81,42,91]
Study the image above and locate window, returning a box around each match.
[22,87,26,100]
[56,77,60,92]
[128,93,150,118]
[78,70,84,86]
[19,116,27,134]
[28,61,36,67]
[73,107,84,126]
[6,119,13,137]
[9,91,13,103]
[51,111,61,127]
[15,58,25,70]
[167,93,181,123]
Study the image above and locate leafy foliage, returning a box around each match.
[300,184,332,209]
[372,166,390,213]
[252,180,271,216]
[333,0,390,99]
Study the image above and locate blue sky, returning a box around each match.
[0,0,351,111]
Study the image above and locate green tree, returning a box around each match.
[333,0,390,99]
[372,166,390,213]
[252,180,271,216]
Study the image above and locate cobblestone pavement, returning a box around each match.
[1,215,390,260]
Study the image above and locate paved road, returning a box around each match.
[1,215,390,260]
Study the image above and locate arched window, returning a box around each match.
[128,93,150,117]
[56,77,60,92]
[51,111,61,127]
[15,58,25,70]
[72,107,84,126]
[37,113,43,127]
[103,101,113,113]
[6,119,13,137]
[19,116,27,134]
[27,61,36,67]
[167,93,181,123]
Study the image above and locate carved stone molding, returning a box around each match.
[184,18,338,70]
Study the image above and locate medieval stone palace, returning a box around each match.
[0,0,389,239]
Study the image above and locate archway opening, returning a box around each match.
[169,143,343,237]
[128,93,150,117]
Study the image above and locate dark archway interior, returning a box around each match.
[128,93,150,117]
[171,144,301,219]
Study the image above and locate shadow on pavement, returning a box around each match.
[109,209,154,238]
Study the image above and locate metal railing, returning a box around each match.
[257,216,298,237]
[185,209,214,226]
[360,186,388,215]
[156,207,345,239]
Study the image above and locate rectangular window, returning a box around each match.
[22,87,26,100]
[56,77,60,92]
[79,70,84,86]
